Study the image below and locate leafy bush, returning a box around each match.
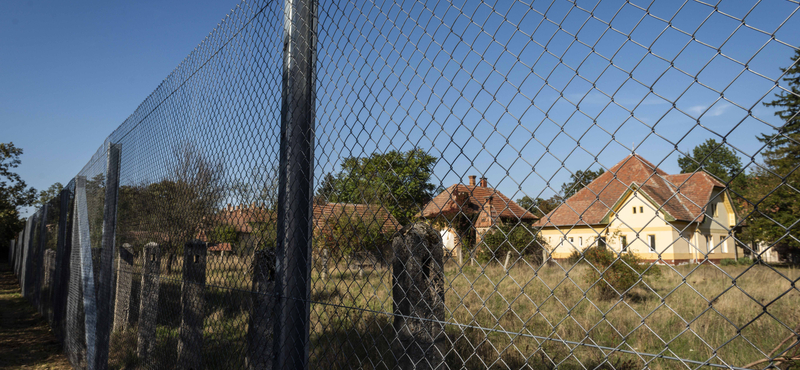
[580,246,658,300]
[478,222,544,265]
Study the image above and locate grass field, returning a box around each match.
[108,256,800,369]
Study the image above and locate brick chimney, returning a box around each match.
[480,177,487,187]
[468,175,476,186]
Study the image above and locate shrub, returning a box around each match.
[720,258,737,266]
[580,246,657,300]
[478,222,544,265]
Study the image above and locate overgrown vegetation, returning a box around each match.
[575,246,660,300]
[479,222,545,265]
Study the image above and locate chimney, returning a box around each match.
[468,175,476,186]
[480,177,487,187]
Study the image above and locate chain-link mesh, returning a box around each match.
[7,0,800,369]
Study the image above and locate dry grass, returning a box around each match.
[112,254,800,369]
[308,259,800,369]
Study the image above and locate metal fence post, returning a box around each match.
[53,185,73,340]
[95,143,121,370]
[392,223,446,370]
[21,213,35,298]
[137,242,161,363]
[113,243,134,333]
[247,248,276,370]
[75,175,99,370]
[34,204,49,312]
[178,240,207,370]
[275,0,317,369]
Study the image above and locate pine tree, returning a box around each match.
[747,50,800,259]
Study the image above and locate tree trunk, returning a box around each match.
[166,253,175,275]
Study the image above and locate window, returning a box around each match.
[597,237,607,249]
[640,206,644,213]
[579,237,583,247]
[621,235,628,252]
[648,235,656,252]
[568,237,574,245]
[709,203,717,217]
[706,235,713,253]
[633,206,637,214]
[720,235,727,253]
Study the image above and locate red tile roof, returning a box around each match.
[313,202,402,234]
[418,183,537,222]
[534,154,728,228]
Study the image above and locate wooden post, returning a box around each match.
[137,243,161,361]
[503,251,512,271]
[178,240,207,370]
[392,223,446,370]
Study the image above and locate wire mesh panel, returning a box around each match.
[7,0,800,369]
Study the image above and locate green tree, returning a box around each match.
[561,168,605,199]
[0,142,37,244]
[746,50,800,257]
[678,139,745,188]
[318,208,390,259]
[516,195,561,218]
[33,182,63,209]
[316,149,437,225]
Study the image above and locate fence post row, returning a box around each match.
[95,142,121,370]
[274,0,318,368]
[177,240,207,370]
[137,242,161,364]
[65,184,86,367]
[392,223,446,370]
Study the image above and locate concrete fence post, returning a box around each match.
[392,223,446,370]
[113,243,134,333]
[320,248,328,280]
[137,243,161,361]
[178,240,207,370]
[246,248,276,370]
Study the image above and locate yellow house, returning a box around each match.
[535,155,741,264]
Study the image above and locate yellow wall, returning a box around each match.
[540,189,740,263]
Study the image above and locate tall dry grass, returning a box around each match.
[308,260,800,369]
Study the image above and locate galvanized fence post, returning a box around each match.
[53,185,73,340]
[177,240,207,370]
[34,204,49,312]
[75,175,99,370]
[275,0,317,368]
[95,143,121,370]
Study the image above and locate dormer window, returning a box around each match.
[709,203,717,217]
[639,206,644,213]
[633,207,637,214]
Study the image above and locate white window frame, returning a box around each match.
[648,234,656,252]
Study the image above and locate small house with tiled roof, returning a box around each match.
[535,154,741,264]
[418,175,538,257]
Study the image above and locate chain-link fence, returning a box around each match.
[8,0,800,369]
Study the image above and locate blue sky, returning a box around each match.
[3,0,800,217]
[0,1,241,215]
